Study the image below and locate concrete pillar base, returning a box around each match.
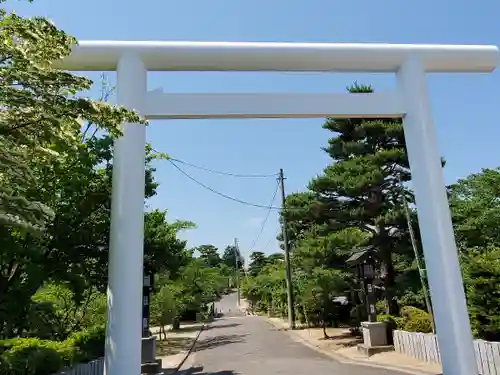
[361,321,388,347]
[141,336,157,364]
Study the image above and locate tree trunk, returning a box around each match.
[321,312,329,339]
[302,305,310,327]
[380,248,399,315]
[377,226,399,316]
[172,317,180,330]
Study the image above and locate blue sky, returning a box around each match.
[9,0,500,260]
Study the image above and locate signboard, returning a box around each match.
[142,274,153,337]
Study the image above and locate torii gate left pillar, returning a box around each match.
[106,53,147,375]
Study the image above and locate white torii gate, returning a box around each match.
[60,41,498,375]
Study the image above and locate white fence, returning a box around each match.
[393,330,500,375]
[53,358,104,375]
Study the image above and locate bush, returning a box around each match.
[375,301,386,314]
[377,314,404,345]
[400,306,433,333]
[0,338,74,375]
[0,326,105,375]
[377,314,404,330]
[69,325,105,362]
[403,315,433,333]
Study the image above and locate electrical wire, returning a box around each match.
[168,159,286,210]
[166,156,327,214]
[262,237,274,252]
[247,181,280,253]
[168,157,279,178]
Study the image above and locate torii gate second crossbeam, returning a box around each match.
[59,41,499,375]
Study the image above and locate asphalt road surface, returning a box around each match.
[183,295,406,375]
[213,292,239,317]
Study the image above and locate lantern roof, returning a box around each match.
[346,245,377,266]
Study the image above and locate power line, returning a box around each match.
[150,147,277,178]
[167,159,286,210]
[262,237,274,252]
[168,157,278,178]
[167,158,331,214]
[247,180,280,253]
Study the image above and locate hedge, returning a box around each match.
[377,306,433,334]
[69,324,105,363]
[0,325,105,375]
[400,306,433,333]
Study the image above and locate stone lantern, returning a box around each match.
[347,246,392,356]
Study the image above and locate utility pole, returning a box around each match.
[234,238,241,307]
[399,177,435,333]
[279,168,296,329]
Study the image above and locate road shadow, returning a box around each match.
[156,336,193,356]
[194,334,247,352]
[320,330,363,347]
[218,312,244,318]
[173,324,205,333]
[205,323,241,330]
[182,365,238,375]
[188,371,237,375]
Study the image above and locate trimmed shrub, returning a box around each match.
[0,338,74,375]
[69,324,105,363]
[377,314,404,344]
[400,306,433,333]
[377,314,404,330]
[0,326,105,375]
[375,301,386,314]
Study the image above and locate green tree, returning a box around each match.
[153,259,227,329]
[144,209,195,276]
[195,244,221,268]
[222,245,243,270]
[278,192,319,249]
[291,226,369,272]
[0,3,158,338]
[461,246,500,341]
[29,284,106,340]
[0,136,162,337]
[449,168,500,250]
[248,251,267,276]
[150,283,184,339]
[298,268,351,337]
[241,262,287,316]
[266,253,284,264]
[0,7,142,233]
[447,168,500,340]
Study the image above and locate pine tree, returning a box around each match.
[308,83,414,314]
[222,245,243,270]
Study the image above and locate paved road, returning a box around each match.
[212,291,249,318]
[213,292,239,317]
[183,302,406,375]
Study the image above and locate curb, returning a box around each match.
[172,324,206,374]
[265,318,441,375]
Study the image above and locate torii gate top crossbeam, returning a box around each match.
[58,41,499,73]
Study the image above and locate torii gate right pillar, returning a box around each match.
[398,55,477,375]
